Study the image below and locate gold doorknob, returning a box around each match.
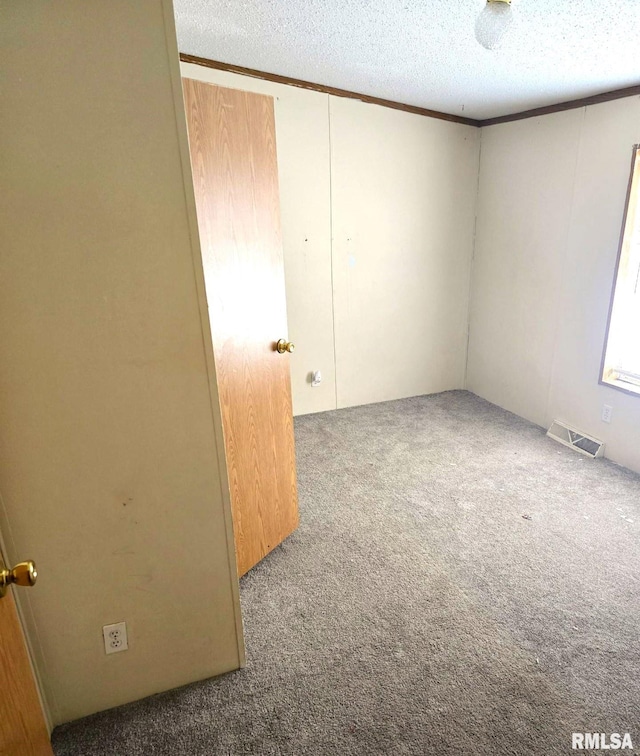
[0,560,37,599]
[276,339,295,354]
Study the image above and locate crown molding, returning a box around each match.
[180,54,640,130]
[478,84,640,127]
[179,53,478,127]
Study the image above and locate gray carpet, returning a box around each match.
[52,391,640,755]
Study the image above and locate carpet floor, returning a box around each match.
[52,391,640,755]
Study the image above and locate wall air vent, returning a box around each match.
[547,420,605,459]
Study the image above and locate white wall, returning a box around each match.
[330,96,479,408]
[468,96,640,474]
[181,62,480,413]
[467,109,582,426]
[0,0,243,724]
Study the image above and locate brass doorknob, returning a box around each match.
[0,560,37,599]
[276,339,295,354]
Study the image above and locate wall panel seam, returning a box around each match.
[328,95,339,410]
[464,129,484,390]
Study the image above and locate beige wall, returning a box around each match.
[330,96,479,408]
[181,62,480,413]
[0,0,243,725]
[468,96,640,474]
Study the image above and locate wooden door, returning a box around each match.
[183,79,299,577]
[0,550,52,756]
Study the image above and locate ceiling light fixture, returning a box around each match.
[475,0,513,50]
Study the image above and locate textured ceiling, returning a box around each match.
[174,1,640,120]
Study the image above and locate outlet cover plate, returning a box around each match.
[103,621,128,655]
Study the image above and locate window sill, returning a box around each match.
[601,373,640,398]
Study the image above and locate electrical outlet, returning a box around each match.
[103,621,128,655]
[602,404,613,424]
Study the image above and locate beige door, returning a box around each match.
[0,549,52,756]
[183,79,299,577]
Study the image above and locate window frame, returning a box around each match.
[600,144,640,398]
